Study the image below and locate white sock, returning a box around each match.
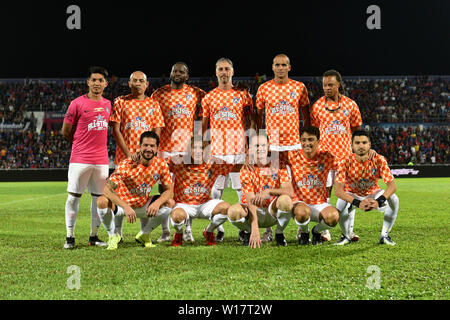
[142,207,172,234]
[337,199,353,239]
[275,210,292,234]
[170,218,185,234]
[235,189,243,202]
[162,213,170,233]
[65,194,81,238]
[112,206,124,237]
[206,214,228,232]
[315,219,332,233]
[185,216,193,232]
[327,197,331,204]
[211,186,224,199]
[382,194,399,237]
[90,196,100,237]
[295,218,310,233]
[97,207,115,237]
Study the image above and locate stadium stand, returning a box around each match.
[1,76,448,169]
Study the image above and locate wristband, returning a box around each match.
[376,195,387,207]
[351,199,361,208]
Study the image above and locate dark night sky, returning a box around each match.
[0,0,448,78]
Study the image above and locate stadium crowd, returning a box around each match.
[0,76,448,169]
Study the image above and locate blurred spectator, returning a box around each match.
[0,75,448,168]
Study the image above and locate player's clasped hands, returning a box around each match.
[360,198,378,211]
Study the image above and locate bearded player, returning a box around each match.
[334,130,399,245]
[96,131,173,250]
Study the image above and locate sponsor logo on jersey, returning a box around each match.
[325,120,346,135]
[88,115,108,131]
[214,106,237,121]
[271,99,295,115]
[125,116,150,131]
[184,182,209,197]
[297,173,323,189]
[130,182,153,197]
[350,178,376,191]
[167,103,192,118]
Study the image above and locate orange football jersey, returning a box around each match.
[110,95,165,164]
[240,165,291,208]
[335,153,394,196]
[256,79,309,147]
[151,84,206,153]
[169,162,234,205]
[202,87,253,156]
[310,95,362,160]
[288,149,337,204]
[108,157,172,208]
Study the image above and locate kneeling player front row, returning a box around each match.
[88,127,400,250]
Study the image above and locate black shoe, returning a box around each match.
[311,226,323,245]
[238,230,246,241]
[275,233,287,247]
[242,231,250,247]
[216,230,225,243]
[64,237,75,249]
[299,231,310,245]
[88,235,107,247]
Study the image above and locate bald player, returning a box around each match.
[109,71,165,239]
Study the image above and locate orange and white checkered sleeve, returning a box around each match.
[240,167,255,195]
[278,167,291,185]
[108,160,128,186]
[110,97,122,123]
[299,83,310,107]
[350,101,363,128]
[335,158,348,185]
[310,102,320,127]
[255,85,266,110]
[151,100,165,128]
[159,160,173,186]
[378,155,395,184]
[201,94,210,118]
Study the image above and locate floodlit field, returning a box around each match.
[0,178,449,300]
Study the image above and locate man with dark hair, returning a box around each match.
[109,70,165,240]
[96,131,174,250]
[334,130,399,245]
[169,136,237,247]
[61,66,111,249]
[288,126,340,246]
[151,62,207,243]
[306,69,363,243]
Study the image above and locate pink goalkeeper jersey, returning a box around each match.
[64,94,111,165]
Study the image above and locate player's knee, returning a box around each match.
[227,204,246,221]
[171,208,187,224]
[323,208,340,227]
[96,196,109,209]
[276,195,293,212]
[293,205,310,223]
[214,201,230,215]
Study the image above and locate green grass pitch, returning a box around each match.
[0,178,448,300]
